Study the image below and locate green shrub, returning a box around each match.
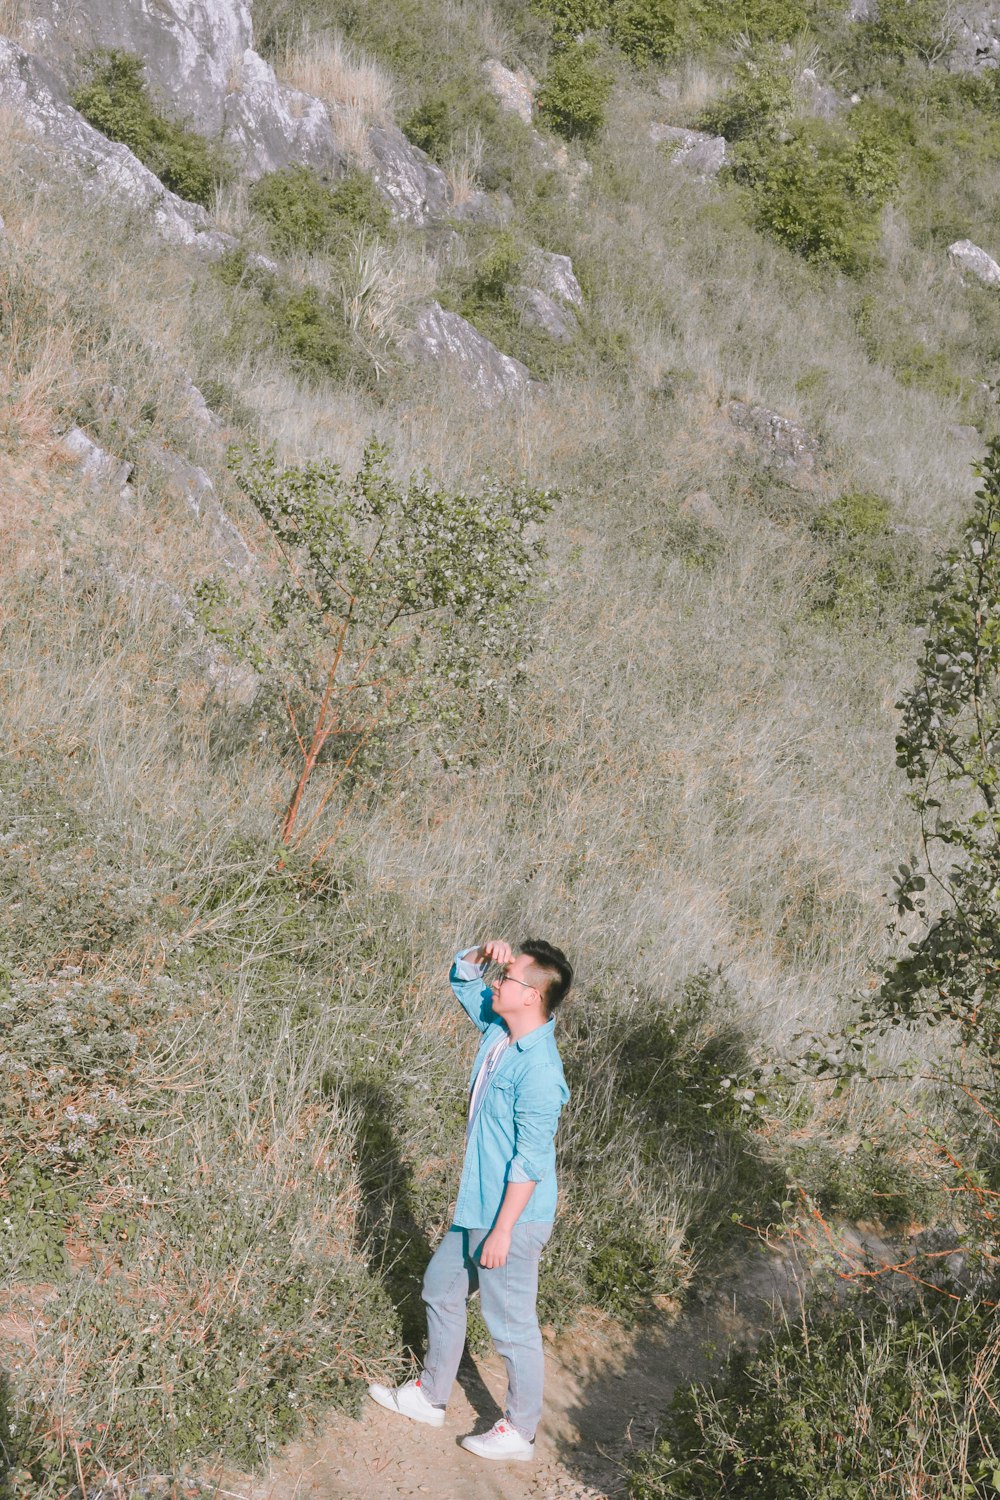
[697,55,794,142]
[808,490,923,625]
[628,1284,1000,1499]
[732,117,900,273]
[790,1134,945,1229]
[214,252,371,385]
[687,0,810,46]
[607,0,682,65]
[537,42,613,142]
[72,50,229,207]
[248,166,391,257]
[402,75,541,197]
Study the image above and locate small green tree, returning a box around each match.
[537,43,613,143]
[879,442,1000,1059]
[205,441,552,847]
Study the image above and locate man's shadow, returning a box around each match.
[344,1076,500,1424]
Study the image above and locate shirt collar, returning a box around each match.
[513,1016,556,1051]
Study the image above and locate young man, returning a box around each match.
[368,936,572,1462]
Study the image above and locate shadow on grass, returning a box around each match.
[345,1077,500,1424]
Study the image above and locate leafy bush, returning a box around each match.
[248,166,391,256]
[807,489,923,625]
[537,42,613,142]
[732,117,900,273]
[72,51,229,207]
[789,1134,945,1230]
[629,1284,1000,1499]
[402,75,541,197]
[697,55,794,142]
[607,0,683,65]
[214,251,370,385]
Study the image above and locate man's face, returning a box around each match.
[489,953,543,1018]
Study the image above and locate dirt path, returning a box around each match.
[204,1243,803,1500]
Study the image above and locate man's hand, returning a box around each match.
[478,1226,513,1268]
[472,938,513,969]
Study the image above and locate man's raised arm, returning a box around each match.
[450,938,511,1031]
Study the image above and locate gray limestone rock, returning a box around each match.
[155,449,254,572]
[948,239,1000,286]
[24,0,345,180]
[366,123,496,226]
[0,37,233,255]
[482,58,535,124]
[403,302,534,406]
[947,5,1000,71]
[512,286,577,343]
[58,427,133,498]
[523,248,584,308]
[367,124,450,225]
[727,401,820,473]
[649,123,727,179]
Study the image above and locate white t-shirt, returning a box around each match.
[467,1034,510,1141]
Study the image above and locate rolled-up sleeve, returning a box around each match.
[509,1072,566,1184]
[450,948,498,1031]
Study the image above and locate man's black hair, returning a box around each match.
[520,938,573,1018]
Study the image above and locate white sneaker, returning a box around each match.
[460,1417,535,1461]
[367,1377,445,1427]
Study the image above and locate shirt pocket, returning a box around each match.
[484,1075,516,1121]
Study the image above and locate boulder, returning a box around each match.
[403,302,534,406]
[727,401,820,473]
[649,123,726,179]
[0,37,233,255]
[155,449,254,573]
[511,248,583,343]
[512,286,577,343]
[948,239,1000,286]
[946,5,1000,71]
[482,58,535,124]
[366,123,496,226]
[221,49,345,180]
[23,0,345,180]
[847,0,875,18]
[523,248,583,308]
[58,427,133,499]
[367,124,450,224]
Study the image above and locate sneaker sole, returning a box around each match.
[459,1438,534,1461]
[367,1383,445,1427]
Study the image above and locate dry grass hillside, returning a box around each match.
[2,0,1000,1491]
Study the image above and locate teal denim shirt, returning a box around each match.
[450,949,570,1229]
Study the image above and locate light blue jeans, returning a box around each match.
[419,1221,553,1441]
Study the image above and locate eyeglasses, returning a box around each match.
[485,962,536,995]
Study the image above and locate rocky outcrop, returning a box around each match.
[404,303,534,405]
[727,401,820,474]
[366,123,497,226]
[947,6,1000,71]
[483,59,535,124]
[23,0,345,179]
[512,287,577,342]
[58,426,134,502]
[366,124,451,225]
[0,38,233,255]
[524,249,583,309]
[948,239,1000,286]
[513,249,583,343]
[154,449,254,573]
[649,124,726,179]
